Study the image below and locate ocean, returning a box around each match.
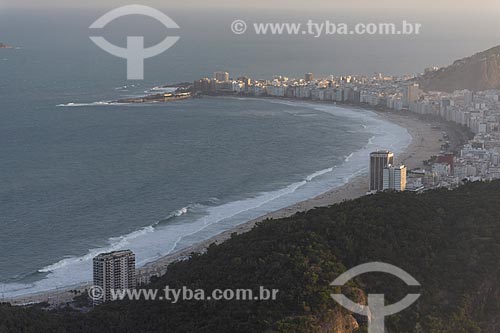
[0,9,419,297]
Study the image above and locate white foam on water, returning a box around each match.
[56,101,126,107]
[0,101,411,298]
[144,86,177,94]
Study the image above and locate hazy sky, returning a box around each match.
[3,0,500,12]
[2,0,499,77]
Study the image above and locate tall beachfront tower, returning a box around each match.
[370,150,394,192]
[403,83,422,107]
[383,165,407,191]
[93,250,136,304]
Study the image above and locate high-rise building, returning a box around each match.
[214,71,229,82]
[193,78,212,93]
[404,83,422,107]
[370,150,394,191]
[304,73,314,81]
[464,90,474,106]
[93,250,136,303]
[383,165,407,191]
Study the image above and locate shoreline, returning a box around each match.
[5,101,451,306]
[136,106,447,278]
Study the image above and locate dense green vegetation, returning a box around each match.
[2,181,500,332]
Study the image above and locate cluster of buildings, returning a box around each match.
[193,71,416,108]
[369,150,407,193]
[194,70,500,191]
[407,88,500,187]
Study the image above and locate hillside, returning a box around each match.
[419,45,500,92]
[2,181,500,332]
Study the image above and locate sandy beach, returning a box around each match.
[6,106,456,306]
[135,109,448,280]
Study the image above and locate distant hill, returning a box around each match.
[419,45,500,92]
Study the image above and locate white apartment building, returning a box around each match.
[383,165,407,191]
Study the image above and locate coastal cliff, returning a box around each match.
[419,45,500,92]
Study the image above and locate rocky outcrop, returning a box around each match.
[419,45,500,92]
[316,310,360,333]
